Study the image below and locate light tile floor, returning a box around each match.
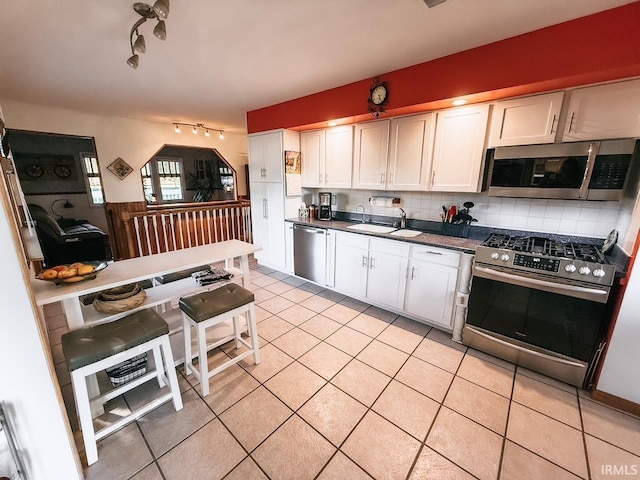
[44,258,640,480]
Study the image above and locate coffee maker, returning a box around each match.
[318,192,333,220]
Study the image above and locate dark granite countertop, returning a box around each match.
[286,211,631,277]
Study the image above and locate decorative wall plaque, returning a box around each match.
[107,157,133,180]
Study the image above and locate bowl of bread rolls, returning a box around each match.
[37,261,108,285]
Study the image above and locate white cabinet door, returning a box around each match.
[301,130,324,188]
[334,232,368,298]
[325,229,337,288]
[563,79,640,141]
[404,259,458,328]
[264,133,285,183]
[388,113,434,191]
[265,183,286,270]
[249,182,268,264]
[489,92,564,146]
[352,120,390,190]
[285,221,294,274]
[248,135,267,183]
[366,250,408,310]
[325,126,353,188]
[431,104,490,192]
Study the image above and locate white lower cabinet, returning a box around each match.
[250,182,286,270]
[404,246,460,329]
[334,232,369,298]
[285,221,294,274]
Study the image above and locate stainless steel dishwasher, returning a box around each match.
[293,224,326,284]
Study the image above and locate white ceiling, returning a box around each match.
[0,0,634,134]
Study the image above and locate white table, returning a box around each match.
[32,240,261,416]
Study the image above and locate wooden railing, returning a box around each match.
[122,200,252,258]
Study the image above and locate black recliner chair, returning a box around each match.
[28,204,112,266]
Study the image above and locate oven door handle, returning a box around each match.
[474,266,608,302]
[465,326,586,368]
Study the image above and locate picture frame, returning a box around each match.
[107,157,133,180]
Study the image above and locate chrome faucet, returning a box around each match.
[356,204,366,223]
[399,208,407,229]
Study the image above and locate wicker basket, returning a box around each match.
[93,284,147,314]
[105,353,148,386]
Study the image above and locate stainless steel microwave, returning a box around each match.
[485,139,638,200]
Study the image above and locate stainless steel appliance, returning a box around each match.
[486,139,637,200]
[318,192,333,220]
[293,224,326,284]
[463,233,616,388]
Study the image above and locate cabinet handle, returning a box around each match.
[362,255,368,268]
[388,172,393,184]
[319,173,322,183]
[370,257,375,269]
[421,250,443,255]
[410,266,416,280]
[380,172,385,184]
[263,199,268,219]
[549,114,557,135]
[431,171,436,186]
[567,112,575,133]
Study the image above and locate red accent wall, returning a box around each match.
[247,2,640,133]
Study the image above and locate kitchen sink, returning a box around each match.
[347,224,397,234]
[389,229,423,238]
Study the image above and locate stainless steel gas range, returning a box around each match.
[463,233,616,388]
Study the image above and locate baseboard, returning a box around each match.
[591,389,640,417]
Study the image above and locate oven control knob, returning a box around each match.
[500,254,510,262]
[564,264,577,273]
[593,268,606,278]
[490,252,500,260]
[578,266,591,275]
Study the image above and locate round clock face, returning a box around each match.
[54,164,72,178]
[24,163,44,178]
[370,85,388,105]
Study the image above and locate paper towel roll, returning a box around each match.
[369,196,400,207]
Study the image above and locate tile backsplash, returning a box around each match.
[303,188,636,250]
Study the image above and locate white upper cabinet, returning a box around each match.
[489,92,564,147]
[352,120,390,190]
[430,104,490,192]
[300,129,324,188]
[248,132,285,183]
[388,113,434,191]
[324,126,353,188]
[562,78,640,142]
[301,126,353,189]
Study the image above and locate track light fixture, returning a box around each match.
[127,1,170,69]
[173,123,224,139]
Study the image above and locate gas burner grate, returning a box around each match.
[482,234,605,263]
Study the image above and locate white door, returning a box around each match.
[352,120,390,190]
[405,259,458,328]
[249,182,268,263]
[301,130,324,188]
[266,182,286,270]
[325,126,353,188]
[263,132,285,183]
[431,104,490,192]
[563,79,640,141]
[388,113,433,190]
[334,233,368,298]
[248,135,266,183]
[366,250,408,310]
[489,92,564,146]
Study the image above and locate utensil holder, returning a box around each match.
[441,222,470,238]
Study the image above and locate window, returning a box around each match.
[155,157,185,202]
[141,163,154,202]
[81,153,104,205]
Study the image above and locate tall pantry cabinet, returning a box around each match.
[248,129,300,271]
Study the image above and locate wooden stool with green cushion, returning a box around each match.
[179,283,260,397]
[62,308,183,465]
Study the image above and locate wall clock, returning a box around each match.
[54,164,72,178]
[368,77,389,118]
[24,163,44,178]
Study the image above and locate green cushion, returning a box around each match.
[61,309,168,371]
[179,284,254,323]
[154,265,211,284]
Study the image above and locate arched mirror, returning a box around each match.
[141,145,237,205]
